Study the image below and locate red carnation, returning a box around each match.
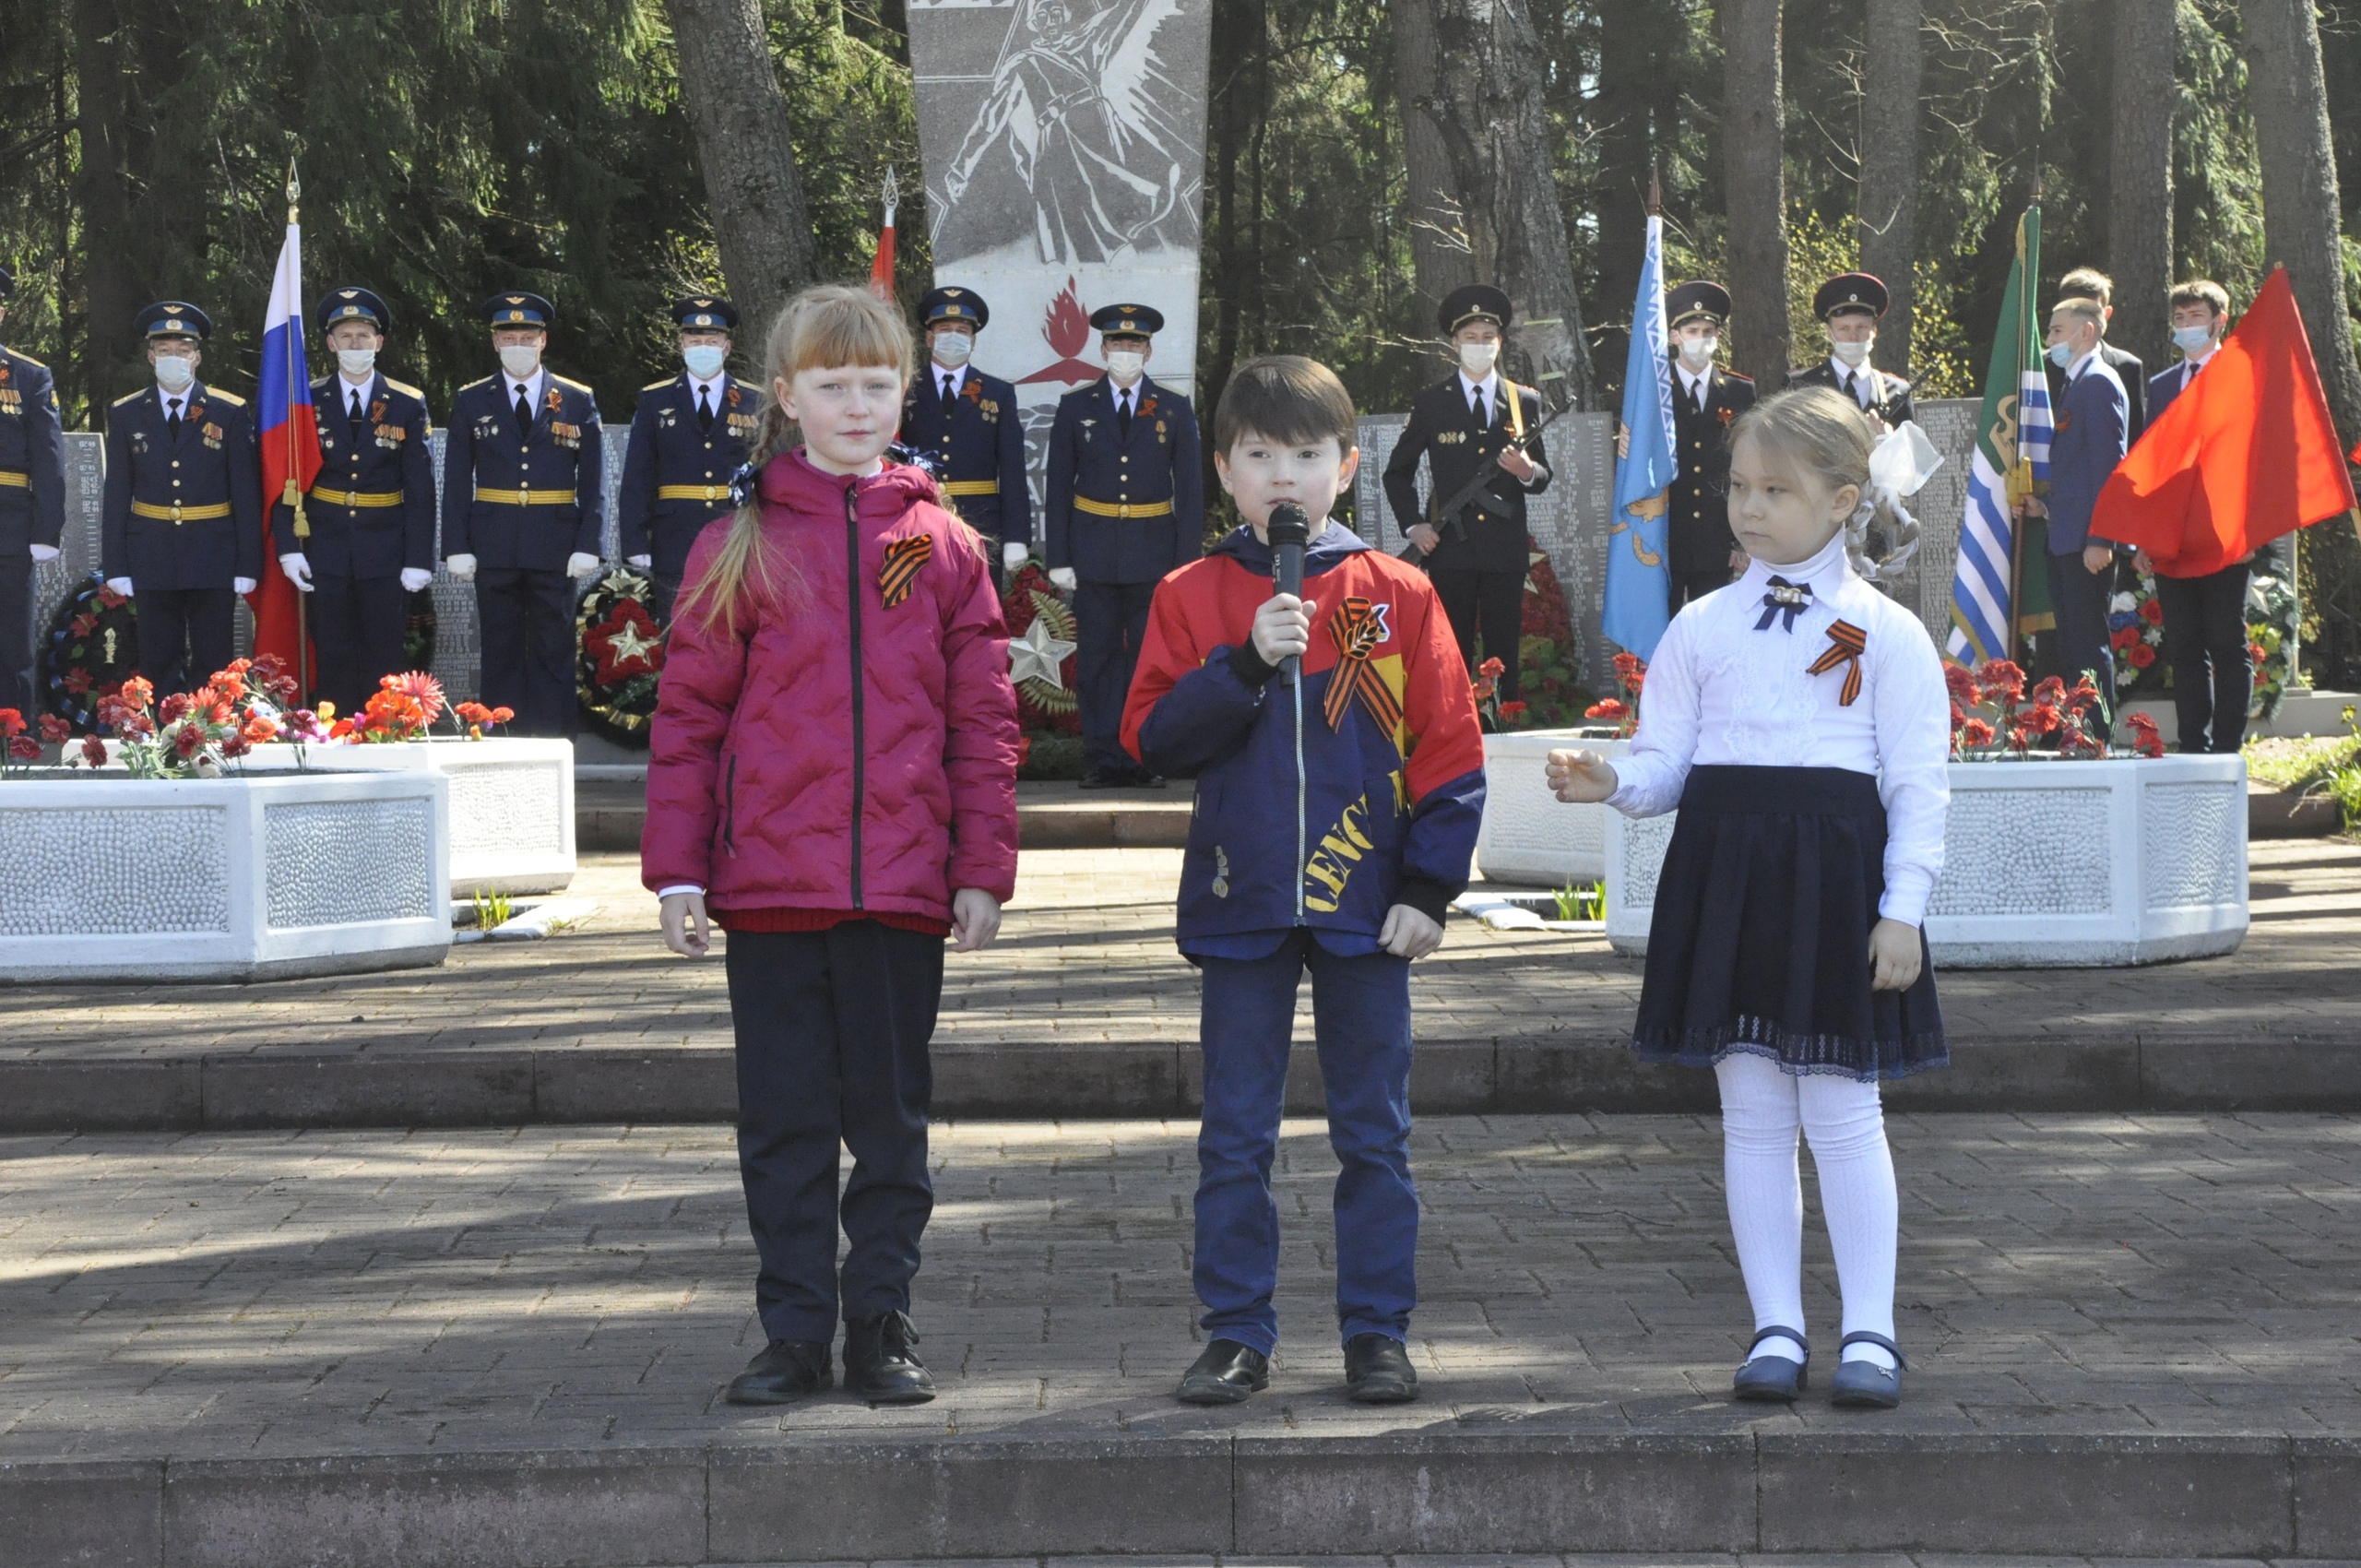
[0,708,22,738]
[62,667,91,695]
[2129,644,2156,669]
[1943,663,1979,708]
[1499,700,1528,719]
[173,725,205,759]
[1976,659,2026,704]
[6,736,36,761]
[79,733,107,768]
[39,714,71,743]
[1961,718,1996,747]
[1479,656,1505,679]
[2140,598,2165,625]
[1584,698,1628,721]
[159,692,194,724]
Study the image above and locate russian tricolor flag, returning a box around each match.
[253,220,320,682]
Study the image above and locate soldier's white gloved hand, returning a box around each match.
[399,567,433,594]
[30,543,59,563]
[566,552,601,579]
[279,552,314,591]
[1002,541,1028,572]
[1049,566,1077,591]
[106,577,135,598]
[233,576,257,595]
[625,554,652,569]
[445,553,477,582]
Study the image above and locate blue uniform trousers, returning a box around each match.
[311,571,409,719]
[1075,578,1157,773]
[136,588,236,695]
[1193,931,1418,1354]
[725,922,943,1345]
[475,567,577,738]
[1,557,32,717]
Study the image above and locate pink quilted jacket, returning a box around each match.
[640,448,1021,921]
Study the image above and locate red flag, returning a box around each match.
[868,214,895,303]
[2092,267,2358,576]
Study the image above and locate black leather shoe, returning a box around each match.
[1077,766,1130,790]
[1344,1333,1419,1404]
[1732,1324,1809,1403]
[1828,1331,1906,1409]
[1176,1338,1269,1404]
[724,1339,832,1406]
[843,1311,937,1406]
[1129,766,1167,789]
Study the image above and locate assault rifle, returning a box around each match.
[1397,398,1572,565]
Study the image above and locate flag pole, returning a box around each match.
[2008,176,2040,669]
[284,159,311,707]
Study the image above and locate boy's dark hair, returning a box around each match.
[2169,279,2231,318]
[1215,354,1358,455]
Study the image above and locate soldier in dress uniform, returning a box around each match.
[440,291,604,738]
[1664,280,1755,608]
[0,265,66,719]
[270,286,435,717]
[898,286,1032,590]
[100,303,262,695]
[1382,283,1552,704]
[1044,303,1203,789]
[1786,272,1914,430]
[617,294,765,624]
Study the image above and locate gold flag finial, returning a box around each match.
[286,157,301,223]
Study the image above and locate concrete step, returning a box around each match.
[577,777,1192,851]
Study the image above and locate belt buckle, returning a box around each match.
[707,484,722,503]
[170,503,183,524]
[517,486,530,506]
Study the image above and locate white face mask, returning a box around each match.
[1458,340,1500,377]
[337,348,377,380]
[2172,324,2215,355]
[931,332,974,368]
[1830,337,1872,366]
[1105,349,1146,382]
[497,344,541,380]
[682,344,727,380]
[153,353,196,393]
[1678,335,1717,366]
[2047,339,2076,368]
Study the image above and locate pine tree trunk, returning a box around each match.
[1857,0,1919,380]
[72,0,144,408]
[1722,0,1790,390]
[2107,0,2177,371]
[665,0,820,336]
[1593,0,1679,388]
[1394,0,1477,315]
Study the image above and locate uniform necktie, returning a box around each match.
[942,374,956,407]
[1471,386,1486,424]
[1840,369,1858,405]
[1691,381,1705,416]
[514,383,533,438]
[350,389,365,424]
[1118,386,1133,438]
[167,398,183,441]
[697,385,715,434]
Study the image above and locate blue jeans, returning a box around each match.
[1193,932,1418,1354]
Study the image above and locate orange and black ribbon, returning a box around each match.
[1322,597,1402,733]
[1808,618,1869,706]
[879,534,933,607]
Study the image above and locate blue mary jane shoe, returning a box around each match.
[1731,1324,1809,1403]
[1828,1331,1906,1409]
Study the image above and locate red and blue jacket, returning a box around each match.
[1121,520,1487,955]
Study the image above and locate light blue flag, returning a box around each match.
[1605,215,1677,659]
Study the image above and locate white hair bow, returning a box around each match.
[1847,420,1944,582]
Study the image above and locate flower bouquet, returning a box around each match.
[1946,658,2163,761]
[1581,651,1646,739]
[90,654,301,778]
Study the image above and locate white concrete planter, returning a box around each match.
[0,770,452,982]
[1604,753,2249,968]
[1474,730,1631,886]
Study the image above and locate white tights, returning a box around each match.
[1714,1052,1899,1370]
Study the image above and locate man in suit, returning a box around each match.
[271,286,435,717]
[1663,280,1754,608]
[2050,267,2146,447]
[617,294,765,624]
[2027,294,2130,715]
[0,264,65,719]
[899,287,1032,591]
[1044,303,1203,789]
[441,291,604,737]
[1787,273,1914,430]
[101,303,261,694]
[1382,283,1553,703]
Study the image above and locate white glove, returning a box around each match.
[626,553,652,568]
[445,553,477,582]
[566,552,601,579]
[1049,566,1077,590]
[106,576,135,598]
[1002,541,1029,571]
[29,543,58,563]
[233,576,257,595]
[279,552,314,591]
[399,567,434,594]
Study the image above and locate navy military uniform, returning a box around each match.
[0,265,66,718]
[271,287,434,716]
[1382,283,1553,705]
[617,294,764,624]
[1662,280,1756,609]
[1786,273,1915,428]
[899,287,1031,588]
[1044,303,1204,785]
[441,292,604,737]
[101,303,263,694]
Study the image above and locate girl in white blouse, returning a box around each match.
[1548,386,1951,1411]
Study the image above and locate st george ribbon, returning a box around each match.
[908,0,1215,471]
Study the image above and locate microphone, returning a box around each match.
[1266,502,1311,686]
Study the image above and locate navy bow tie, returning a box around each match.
[1756,576,1813,632]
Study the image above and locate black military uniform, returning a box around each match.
[1382,283,1552,704]
[440,292,604,737]
[1663,280,1756,609]
[899,287,1032,589]
[0,264,66,718]
[616,295,764,623]
[101,303,263,694]
[1786,272,1915,429]
[270,286,435,717]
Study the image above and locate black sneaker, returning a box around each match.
[1343,1333,1419,1404]
[724,1339,832,1406]
[843,1311,937,1406]
[1176,1337,1270,1405]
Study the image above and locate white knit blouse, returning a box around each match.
[1606,529,1952,926]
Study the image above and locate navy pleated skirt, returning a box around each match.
[1631,764,1947,1081]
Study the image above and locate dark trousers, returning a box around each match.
[1431,566,1525,702]
[648,570,683,628]
[2156,563,2253,754]
[1194,932,1417,1354]
[135,587,235,695]
[726,921,944,1345]
[310,572,409,719]
[1672,564,1734,611]
[2044,550,2117,716]
[1,554,32,719]
[1075,577,1157,772]
[475,567,577,738]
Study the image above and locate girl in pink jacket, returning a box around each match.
[642,284,1020,1410]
